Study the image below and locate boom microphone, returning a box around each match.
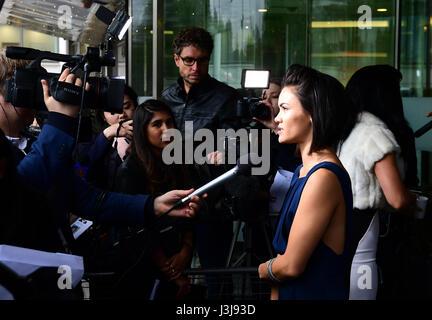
[159,153,259,218]
[6,47,41,60]
[414,119,432,138]
[6,46,76,63]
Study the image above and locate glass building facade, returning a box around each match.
[130,0,403,96]
[128,0,432,186]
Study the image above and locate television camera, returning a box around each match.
[4,6,132,114]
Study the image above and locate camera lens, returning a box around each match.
[249,102,270,120]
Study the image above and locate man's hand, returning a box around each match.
[206,150,224,165]
[252,100,277,131]
[153,188,203,218]
[427,112,432,118]
[41,68,88,118]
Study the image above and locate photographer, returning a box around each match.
[253,76,300,174]
[74,85,137,190]
[1,54,201,262]
[0,50,35,162]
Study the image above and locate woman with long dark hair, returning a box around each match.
[338,65,419,300]
[115,99,197,300]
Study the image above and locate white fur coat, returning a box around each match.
[338,112,403,210]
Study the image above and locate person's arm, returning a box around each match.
[86,120,133,163]
[73,176,200,226]
[374,152,417,215]
[258,169,344,281]
[17,68,81,191]
[86,132,112,164]
[153,249,192,299]
[21,68,201,226]
[17,112,76,192]
[166,230,194,274]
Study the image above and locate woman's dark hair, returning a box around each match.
[131,99,182,191]
[92,85,138,135]
[345,65,418,186]
[282,64,351,154]
[269,76,282,87]
[124,84,138,109]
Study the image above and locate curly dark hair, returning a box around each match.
[173,27,214,56]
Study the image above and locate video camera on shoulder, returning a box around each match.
[237,69,271,123]
[5,46,123,113]
[4,7,132,114]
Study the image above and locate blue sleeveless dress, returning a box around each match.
[273,162,352,300]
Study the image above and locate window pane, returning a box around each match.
[163,0,307,90]
[400,0,430,97]
[310,1,395,85]
[0,25,20,49]
[131,0,153,96]
[23,29,56,52]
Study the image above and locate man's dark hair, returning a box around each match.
[282,64,351,154]
[173,27,214,56]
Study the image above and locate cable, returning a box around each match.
[75,65,88,147]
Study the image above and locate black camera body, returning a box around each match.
[236,69,271,124]
[5,45,124,114]
[237,97,270,121]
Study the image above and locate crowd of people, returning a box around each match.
[0,26,428,301]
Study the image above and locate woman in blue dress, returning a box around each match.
[258,64,353,300]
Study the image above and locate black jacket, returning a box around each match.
[161,76,240,135]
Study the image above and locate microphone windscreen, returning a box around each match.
[6,47,40,60]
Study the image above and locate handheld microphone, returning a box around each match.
[414,119,432,138]
[158,153,259,218]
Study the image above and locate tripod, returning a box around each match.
[217,212,274,299]
[225,215,274,268]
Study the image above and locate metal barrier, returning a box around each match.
[184,267,270,300]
